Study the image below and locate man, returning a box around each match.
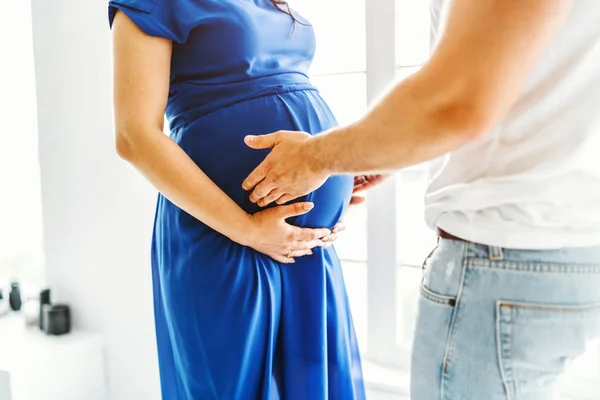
[242,1,600,399]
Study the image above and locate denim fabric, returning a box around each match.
[410,238,600,400]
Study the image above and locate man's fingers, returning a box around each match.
[353,174,389,194]
[242,164,268,191]
[249,180,276,204]
[353,182,372,194]
[275,193,296,205]
[276,202,314,219]
[257,189,283,207]
[244,132,279,150]
[354,175,367,186]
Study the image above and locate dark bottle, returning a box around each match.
[39,289,51,330]
[9,282,22,311]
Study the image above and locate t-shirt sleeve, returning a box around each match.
[108,0,203,44]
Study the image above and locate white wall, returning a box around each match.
[31,1,161,399]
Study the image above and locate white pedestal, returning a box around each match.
[0,314,107,400]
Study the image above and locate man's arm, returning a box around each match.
[312,0,575,174]
[243,0,575,205]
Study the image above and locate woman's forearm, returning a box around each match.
[117,128,256,246]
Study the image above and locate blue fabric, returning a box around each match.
[411,238,600,400]
[108,1,365,399]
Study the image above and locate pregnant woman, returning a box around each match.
[108,1,365,399]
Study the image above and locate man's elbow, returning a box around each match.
[433,100,497,143]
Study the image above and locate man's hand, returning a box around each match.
[350,174,391,204]
[344,174,392,206]
[242,131,331,206]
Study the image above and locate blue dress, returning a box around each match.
[108,1,365,399]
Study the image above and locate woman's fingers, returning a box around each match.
[272,254,295,264]
[288,249,313,258]
[271,248,313,264]
[293,238,326,250]
[332,220,346,233]
[323,233,338,243]
[274,202,314,219]
[294,227,331,241]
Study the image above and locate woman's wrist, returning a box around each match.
[230,213,259,248]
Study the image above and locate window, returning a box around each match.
[291,0,370,349]
[294,0,600,397]
[0,1,45,287]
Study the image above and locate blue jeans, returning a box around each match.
[410,238,600,400]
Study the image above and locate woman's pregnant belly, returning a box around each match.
[170,87,353,230]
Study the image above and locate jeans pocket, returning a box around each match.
[496,301,600,400]
[420,243,457,307]
[420,285,457,307]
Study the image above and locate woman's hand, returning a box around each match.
[245,202,331,263]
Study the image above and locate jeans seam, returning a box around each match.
[440,241,470,400]
[468,259,600,273]
[501,301,600,313]
[496,303,513,400]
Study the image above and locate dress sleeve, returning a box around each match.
[108,0,204,44]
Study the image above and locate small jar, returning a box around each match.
[42,304,71,335]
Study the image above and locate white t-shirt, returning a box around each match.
[424,0,600,249]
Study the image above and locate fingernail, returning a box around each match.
[309,251,313,255]
[332,228,338,233]
[304,203,314,211]
[245,135,255,143]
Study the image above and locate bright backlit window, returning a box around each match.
[0,1,45,287]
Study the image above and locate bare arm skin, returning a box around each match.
[242,0,575,206]
[111,11,331,263]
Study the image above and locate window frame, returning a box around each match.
[364,0,406,368]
